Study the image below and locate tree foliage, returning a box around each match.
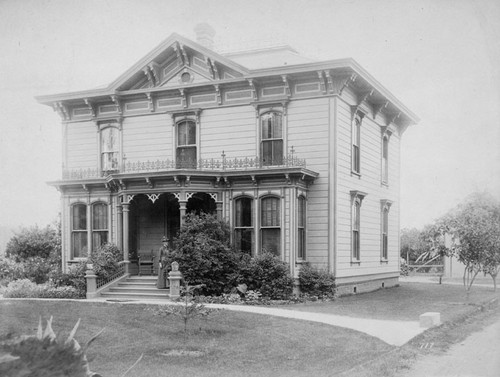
[442,192,500,291]
[165,213,243,296]
[5,223,61,263]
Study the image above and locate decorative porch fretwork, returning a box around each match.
[121,194,135,204]
[147,193,161,203]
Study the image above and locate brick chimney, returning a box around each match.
[194,23,215,50]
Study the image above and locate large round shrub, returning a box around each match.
[165,213,243,296]
[298,263,336,298]
[238,253,294,300]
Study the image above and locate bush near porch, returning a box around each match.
[165,213,295,299]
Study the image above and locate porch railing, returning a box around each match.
[96,261,127,289]
[62,154,307,180]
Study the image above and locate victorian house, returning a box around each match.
[37,25,418,295]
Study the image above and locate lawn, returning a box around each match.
[286,282,500,322]
[0,300,391,377]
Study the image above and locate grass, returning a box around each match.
[0,300,392,377]
[1,282,498,376]
[286,282,500,322]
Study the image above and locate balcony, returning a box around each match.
[61,154,308,180]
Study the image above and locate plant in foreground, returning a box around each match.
[0,317,142,377]
[151,284,218,342]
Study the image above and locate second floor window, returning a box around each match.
[382,134,390,184]
[177,120,197,168]
[101,126,119,173]
[261,112,283,166]
[352,114,362,174]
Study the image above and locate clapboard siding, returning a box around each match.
[335,98,401,278]
[66,121,97,169]
[122,114,171,161]
[288,98,330,267]
[200,106,256,158]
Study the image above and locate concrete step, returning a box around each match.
[100,291,170,300]
[109,286,168,294]
[117,282,157,287]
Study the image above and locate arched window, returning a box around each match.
[297,196,306,260]
[71,204,87,258]
[176,120,197,168]
[261,112,283,166]
[380,200,392,260]
[92,202,108,251]
[352,200,361,261]
[100,125,119,174]
[261,196,281,256]
[234,197,254,254]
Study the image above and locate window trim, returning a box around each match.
[380,200,393,261]
[98,121,121,175]
[351,110,364,176]
[350,190,367,263]
[175,118,198,169]
[297,195,307,261]
[71,203,88,259]
[260,195,282,257]
[91,201,109,253]
[381,129,392,185]
[259,110,284,166]
[234,196,255,255]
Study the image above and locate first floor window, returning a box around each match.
[72,204,87,258]
[92,202,108,251]
[381,200,392,260]
[350,190,366,262]
[261,197,281,256]
[297,196,306,260]
[234,197,254,254]
[71,202,109,258]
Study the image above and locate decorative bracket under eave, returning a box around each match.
[331,73,357,96]
[143,66,155,88]
[146,92,155,112]
[110,95,122,115]
[207,58,219,80]
[179,89,187,108]
[247,79,258,101]
[179,44,189,66]
[317,71,327,94]
[387,111,401,127]
[84,98,96,118]
[148,63,160,85]
[282,75,291,97]
[173,42,184,66]
[373,101,389,120]
[214,84,222,105]
[53,102,70,121]
[145,177,154,189]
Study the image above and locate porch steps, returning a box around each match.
[100,276,170,301]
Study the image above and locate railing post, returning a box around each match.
[85,264,98,299]
[168,261,183,299]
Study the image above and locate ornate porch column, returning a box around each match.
[117,204,123,250]
[216,201,223,220]
[121,200,131,274]
[179,200,187,227]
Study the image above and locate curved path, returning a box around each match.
[94,298,426,346]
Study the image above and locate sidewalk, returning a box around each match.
[91,297,425,346]
[401,317,500,377]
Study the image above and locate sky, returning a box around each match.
[0,0,499,231]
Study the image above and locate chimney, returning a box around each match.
[194,23,215,50]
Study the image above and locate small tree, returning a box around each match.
[443,192,500,291]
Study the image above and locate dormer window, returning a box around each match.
[261,111,283,166]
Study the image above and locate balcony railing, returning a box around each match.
[62,154,307,180]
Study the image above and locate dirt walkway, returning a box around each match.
[401,317,500,377]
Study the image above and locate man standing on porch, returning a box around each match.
[157,236,169,289]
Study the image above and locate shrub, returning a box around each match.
[88,243,123,280]
[0,257,25,286]
[2,279,80,299]
[166,213,243,296]
[237,252,294,300]
[298,263,336,298]
[50,262,87,298]
[6,223,61,262]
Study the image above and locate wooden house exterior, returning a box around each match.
[37,27,418,294]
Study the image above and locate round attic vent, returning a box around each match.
[180,72,191,84]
